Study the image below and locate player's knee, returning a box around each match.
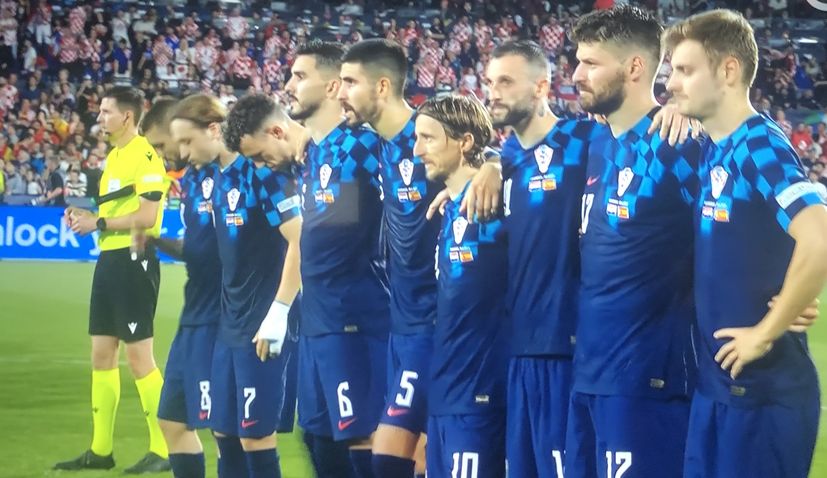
[373,425,418,457]
[239,435,277,452]
[158,419,187,440]
[345,436,373,450]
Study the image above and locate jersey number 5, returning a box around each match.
[395,371,418,407]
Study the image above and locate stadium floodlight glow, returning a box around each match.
[796,37,820,44]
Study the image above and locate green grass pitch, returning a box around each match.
[0,261,824,477]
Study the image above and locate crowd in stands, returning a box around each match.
[0,0,825,205]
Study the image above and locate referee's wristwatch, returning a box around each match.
[96,217,108,231]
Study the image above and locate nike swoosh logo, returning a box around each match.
[337,417,357,431]
[241,419,258,428]
[587,176,599,186]
[386,407,410,417]
[199,411,209,420]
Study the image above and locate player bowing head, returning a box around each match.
[168,94,229,166]
[223,94,304,169]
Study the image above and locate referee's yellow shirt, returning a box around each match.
[98,135,168,252]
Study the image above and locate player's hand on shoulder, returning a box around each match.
[649,103,698,146]
[772,295,820,333]
[427,188,451,220]
[461,161,502,224]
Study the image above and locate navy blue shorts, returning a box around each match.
[565,392,690,478]
[210,338,288,438]
[277,337,299,433]
[380,332,432,435]
[684,390,819,478]
[506,356,572,478]
[297,333,387,441]
[158,324,218,429]
[426,413,505,478]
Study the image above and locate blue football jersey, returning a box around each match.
[694,114,824,407]
[379,114,441,334]
[500,119,604,356]
[179,164,221,326]
[430,182,509,415]
[212,155,301,347]
[576,108,700,399]
[299,122,390,337]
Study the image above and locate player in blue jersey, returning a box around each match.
[473,40,600,478]
[283,40,389,478]
[337,39,438,478]
[415,94,508,478]
[200,94,302,478]
[142,95,223,478]
[664,11,827,478]
[566,7,701,477]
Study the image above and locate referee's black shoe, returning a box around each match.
[123,452,171,474]
[53,450,115,470]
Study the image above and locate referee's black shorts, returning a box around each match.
[89,246,160,342]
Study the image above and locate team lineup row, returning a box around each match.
[58,5,827,478]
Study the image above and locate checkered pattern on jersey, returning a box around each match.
[699,115,825,235]
[254,165,301,228]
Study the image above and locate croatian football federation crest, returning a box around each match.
[227,188,240,212]
[399,158,414,186]
[534,145,553,174]
[201,177,214,199]
[452,216,468,244]
[710,166,728,200]
[320,164,332,189]
[617,167,634,197]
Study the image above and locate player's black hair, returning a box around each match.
[223,94,285,152]
[295,39,347,73]
[571,4,664,65]
[341,39,408,96]
[491,40,550,79]
[140,96,178,135]
[102,86,145,127]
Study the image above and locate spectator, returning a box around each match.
[791,123,814,156]
[4,161,24,195]
[82,154,102,198]
[774,108,793,137]
[33,157,65,206]
[25,168,42,196]
[64,166,87,198]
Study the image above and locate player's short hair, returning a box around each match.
[223,94,287,152]
[418,94,492,168]
[571,5,663,67]
[102,86,145,127]
[140,96,178,135]
[295,39,346,74]
[341,39,408,96]
[663,9,758,88]
[491,40,550,80]
[170,94,228,128]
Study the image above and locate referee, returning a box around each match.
[55,86,171,474]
